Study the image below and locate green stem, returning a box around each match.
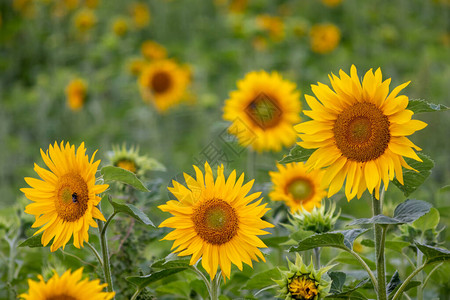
[101,212,118,237]
[130,288,142,300]
[422,262,443,289]
[191,265,212,296]
[6,235,19,300]
[85,242,103,266]
[416,235,424,300]
[372,192,387,300]
[98,219,115,297]
[391,264,427,300]
[313,247,321,268]
[210,272,222,300]
[348,249,378,291]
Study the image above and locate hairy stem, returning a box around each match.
[348,249,378,290]
[372,191,387,300]
[98,219,115,297]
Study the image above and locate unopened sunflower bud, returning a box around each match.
[289,201,340,234]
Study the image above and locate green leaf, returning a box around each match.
[155,280,190,298]
[386,271,401,295]
[126,268,188,289]
[348,199,431,226]
[18,233,44,248]
[289,229,368,252]
[108,197,154,226]
[327,277,370,299]
[329,272,346,293]
[392,153,434,197]
[151,255,190,270]
[387,281,421,300]
[243,268,281,290]
[279,145,316,164]
[101,166,149,192]
[361,239,409,253]
[412,207,440,231]
[416,243,450,265]
[407,99,449,114]
[261,236,290,248]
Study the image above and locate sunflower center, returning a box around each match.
[116,159,137,173]
[47,295,77,300]
[192,198,239,245]
[151,71,172,94]
[288,275,319,300]
[245,92,282,129]
[334,102,390,162]
[56,173,89,222]
[287,178,313,203]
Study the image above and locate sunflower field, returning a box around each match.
[1,0,450,299]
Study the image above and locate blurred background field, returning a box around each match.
[0,0,449,299]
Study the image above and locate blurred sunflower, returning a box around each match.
[130,2,150,28]
[21,142,109,252]
[84,0,100,9]
[269,162,326,213]
[108,144,165,176]
[112,17,128,37]
[65,78,87,111]
[321,0,343,7]
[127,57,147,76]
[20,268,115,300]
[223,71,301,152]
[139,59,190,113]
[74,9,97,32]
[64,0,80,10]
[309,23,341,54]
[256,14,285,42]
[295,65,427,200]
[159,162,274,280]
[141,40,167,61]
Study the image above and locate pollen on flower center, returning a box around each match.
[47,295,77,300]
[286,178,313,203]
[56,173,89,222]
[192,198,239,245]
[245,92,282,129]
[334,102,390,162]
[151,71,172,94]
[288,275,319,300]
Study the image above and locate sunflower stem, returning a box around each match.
[313,247,321,268]
[130,288,142,300]
[210,271,222,300]
[191,265,212,296]
[97,218,115,297]
[85,242,103,266]
[372,191,387,300]
[391,263,427,300]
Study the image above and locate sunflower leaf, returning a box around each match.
[279,145,316,164]
[407,99,449,114]
[101,166,149,192]
[348,199,431,226]
[387,281,421,299]
[289,229,369,252]
[392,153,434,197]
[329,271,346,293]
[18,233,44,248]
[386,271,402,295]
[243,268,281,290]
[126,268,188,289]
[327,276,371,298]
[108,198,154,227]
[415,243,450,265]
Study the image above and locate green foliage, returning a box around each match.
[392,153,434,197]
[348,199,431,226]
[18,233,44,248]
[412,207,440,231]
[279,145,316,164]
[107,197,154,226]
[289,229,369,252]
[415,243,450,265]
[407,99,449,114]
[126,268,189,290]
[101,166,150,192]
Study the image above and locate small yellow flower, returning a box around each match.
[309,23,341,54]
[20,268,115,300]
[321,0,343,7]
[84,0,100,9]
[65,78,87,111]
[74,9,97,32]
[256,14,285,42]
[112,17,128,37]
[141,40,167,60]
[130,2,151,28]
[269,162,326,213]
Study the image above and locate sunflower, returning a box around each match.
[256,14,285,42]
[295,65,427,200]
[20,268,115,300]
[21,142,109,252]
[141,40,167,61]
[65,78,87,111]
[223,71,301,152]
[139,59,190,113]
[112,17,128,37]
[309,23,341,54]
[130,2,150,28]
[159,162,274,280]
[269,163,326,213]
[74,9,97,32]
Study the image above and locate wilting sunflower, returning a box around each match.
[65,78,87,111]
[269,163,326,213]
[21,142,109,252]
[159,162,274,280]
[20,268,115,300]
[139,59,190,113]
[223,71,301,152]
[309,23,341,54]
[295,65,427,200]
